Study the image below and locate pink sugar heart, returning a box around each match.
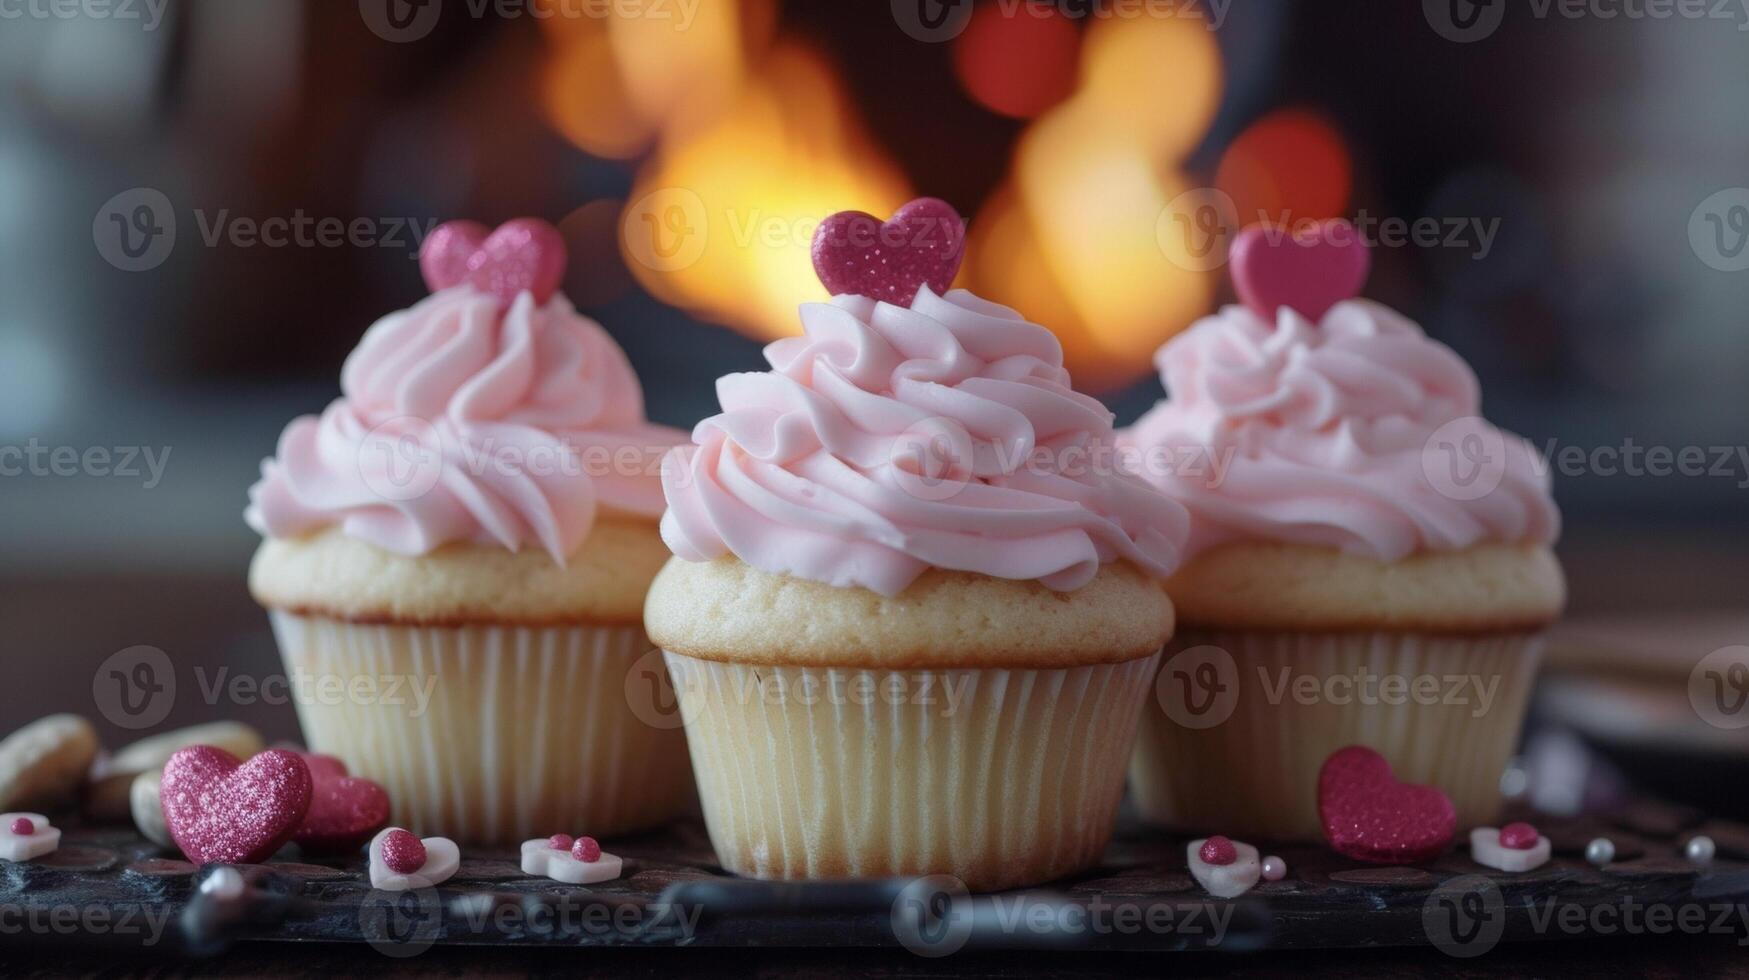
[291,753,390,855]
[419,218,568,306]
[1318,745,1455,865]
[1230,219,1371,324]
[160,747,312,865]
[811,197,966,306]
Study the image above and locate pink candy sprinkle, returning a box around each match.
[1199,836,1237,866]
[9,817,35,836]
[1499,822,1540,850]
[1261,856,1287,882]
[571,836,601,863]
[381,829,427,874]
[548,834,574,851]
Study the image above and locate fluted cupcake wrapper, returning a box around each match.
[1129,630,1543,842]
[663,651,1162,893]
[268,612,693,845]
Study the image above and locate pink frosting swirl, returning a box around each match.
[246,287,682,562]
[660,287,1190,596]
[1121,300,1559,561]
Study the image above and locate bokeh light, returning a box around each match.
[952,5,1080,120]
[1216,108,1353,227]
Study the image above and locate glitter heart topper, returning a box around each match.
[1318,745,1455,865]
[811,198,966,306]
[420,218,568,306]
[160,747,312,865]
[1230,219,1371,324]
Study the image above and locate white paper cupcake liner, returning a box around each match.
[663,651,1161,892]
[268,611,693,845]
[1128,629,1544,841]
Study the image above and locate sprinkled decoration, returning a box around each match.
[0,812,58,862]
[1198,835,1237,866]
[1498,822,1540,850]
[1317,745,1455,865]
[9,816,32,836]
[420,218,569,307]
[811,197,967,306]
[1686,835,1717,865]
[521,835,624,885]
[159,747,313,865]
[548,833,574,851]
[1261,856,1287,882]
[380,829,427,875]
[1230,219,1371,324]
[572,836,602,864]
[1585,837,1616,867]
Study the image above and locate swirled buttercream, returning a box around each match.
[660,287,1190,596]
[247,287,681,563]
[1120,300,1559,561]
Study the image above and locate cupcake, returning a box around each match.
[645,199,1189,891]
[1120,222,1563,841]
[246,219,692,844]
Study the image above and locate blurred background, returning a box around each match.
[1,0,1745,809]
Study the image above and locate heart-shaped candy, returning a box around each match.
[811,197,966,306]
[1230,219,1371,324]
[368,826,460,891]
[419,218,568,306]
[1186,836,1260,899]
[520,836,624,885]
[160,747,312,865]
[0,812,60,862]
[1318,745,1455,865]
[292,754,390,855]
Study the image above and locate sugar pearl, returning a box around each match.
[1261,856,1287,881]
[1685,835,1716,865]
[1199,835,1237,866]
[9,817,34,836]
[548,834,574,851]
[572,836,601,863]
[1499,822,1540,850]
[1585,837,1616,866]
[381,829,427,874]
